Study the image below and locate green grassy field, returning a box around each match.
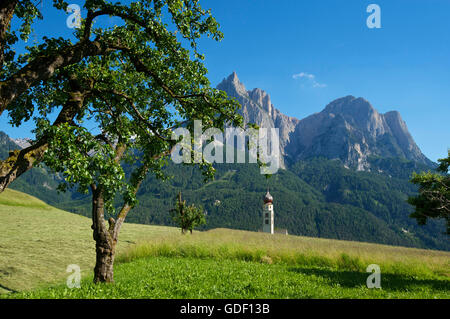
[5,256,450,299]
[0,189,178,292]
[1,189,449,298]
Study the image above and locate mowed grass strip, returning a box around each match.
[0,189,178,293]
[4,256,450,299]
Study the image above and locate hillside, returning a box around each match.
[0,189,178,293]
[92,160,450,250]
[2,134,449,251]
[0,193,448,298]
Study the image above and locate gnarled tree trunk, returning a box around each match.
[93,235,116,283]
[89,163,148,284]
[91,186,116,283]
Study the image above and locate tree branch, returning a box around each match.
[0,37,117,115]
[0,76,89,193]
[112,144,176,240]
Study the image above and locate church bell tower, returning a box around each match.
[262,190,274,234]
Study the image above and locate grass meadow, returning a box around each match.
[0,189,177,292]
[0,189,449,298]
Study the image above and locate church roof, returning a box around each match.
[263,191,273,203]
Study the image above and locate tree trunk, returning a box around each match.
[91,186,116,283]
[93,235,116,283]
[88,156,153,284]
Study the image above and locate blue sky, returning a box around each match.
[1,0,449,162]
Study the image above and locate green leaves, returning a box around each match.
[4,0,242,226]
[170,191,206,234]
[13,0,43,42]
[408,150,450,234]
[40,123,126,213]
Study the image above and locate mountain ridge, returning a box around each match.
[217,73,434,171]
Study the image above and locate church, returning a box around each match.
[262,190,288,235]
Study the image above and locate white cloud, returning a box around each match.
[292,72,326,88]
[312,82,327,88]
[292,72,314,80]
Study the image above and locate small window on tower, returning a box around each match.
[265,213,269,218]
[265,219,269,225]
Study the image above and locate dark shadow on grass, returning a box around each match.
[288,267,450,292]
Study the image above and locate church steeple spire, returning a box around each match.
[263,190,273,204]
[262,190,274,234]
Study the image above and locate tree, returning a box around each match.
[1,0,242,283]
[408,150,450,235]
[171,191,206,234]
[0,0,228,192]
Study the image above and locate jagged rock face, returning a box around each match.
[217,73,433,170]
[11,138,31,149]
[217,73,275,132]
[286,96,432,170]
[217,72,299,168]
[0,132,30,150]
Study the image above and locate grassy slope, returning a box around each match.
[0,189,178,292]
[1,189,449,298]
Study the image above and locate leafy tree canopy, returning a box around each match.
[0,0,243,283]
[408,150,450,234]
[0,0,242,194]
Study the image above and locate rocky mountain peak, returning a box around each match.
[217,71,248,98]
[217,72,302,168]
[228,71,239,82]
[383,110,403,123]
[325,96,374,114]
[11,137,31,149]
[323,96,387,138]
[216,72,433,171]
[0,131,25,160]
